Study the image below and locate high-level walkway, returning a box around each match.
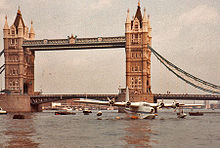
[23,36,126,51]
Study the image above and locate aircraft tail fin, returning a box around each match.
[125,86,129,102]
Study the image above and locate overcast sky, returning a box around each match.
[0,0,219,94]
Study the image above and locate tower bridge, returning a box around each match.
[0,2,219,112]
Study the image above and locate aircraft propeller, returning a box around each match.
[172,100,180,109]
[158,98,165,108]
[126,101,131,107]
[107,97,115,106]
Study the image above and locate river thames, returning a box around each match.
[0,109,220,148]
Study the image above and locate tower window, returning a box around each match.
[134,22,139,31]
[11,39,15,45]
[135,24,138,29]
[135,34,138,39]
[135,66,138,71]
[135,79,138,84]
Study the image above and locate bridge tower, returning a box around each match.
[125,2,153,102]
[3,8,35,95]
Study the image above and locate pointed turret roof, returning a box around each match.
[147,15,151,28]
[142,8,147,22]
[30,20,35,34]
[4,16,9,29]
[132,1,143,28]
[126,9,131,23]
[13,8,25,33]
[18,18,23,29]
[135,2,142,22]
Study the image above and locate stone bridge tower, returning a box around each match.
[3,8,35,95]
[125,2,153,102]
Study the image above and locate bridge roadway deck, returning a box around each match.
[154,94,220,101]
[30,93,220,105]
[30,94,119,105]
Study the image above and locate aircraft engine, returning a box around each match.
[175,102,180,107]
[107,97,115,105]
[109,100,114,105]
[159,102,164,108]
[171,101,180,108]
[126,101,131,107]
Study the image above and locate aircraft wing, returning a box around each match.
[146,103,159,107]
[160,103,203,108]
[126,102,141,108]
[74,99,140,107]
[178,103,203,107]
[74,99,109,106]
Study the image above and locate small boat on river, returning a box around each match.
[55,111,76,115]
[0,107,7,115]
[83,108,92,115]
[97,111,102,116]
[189,112,204,116]
[177,112,187,118]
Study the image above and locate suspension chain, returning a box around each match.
[148,45,220,94]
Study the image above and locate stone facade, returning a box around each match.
[3,8,35,95]
[0,94,37,112]
[125,3,153,102]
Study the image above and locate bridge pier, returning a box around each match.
[0,94,37,112]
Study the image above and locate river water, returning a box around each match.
[0,109,220,148]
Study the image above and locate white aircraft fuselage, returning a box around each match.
[123,102,156,119]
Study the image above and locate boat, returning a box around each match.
[189,112,204,116]
[0,107,7,114]
[83,108,92,115]
[13,114,25,119]
[55,111,76,115]
[97,111,102,116]
[107,107,114,110]
[62,107,73,111]
[177,112,187,118]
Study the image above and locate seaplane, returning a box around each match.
[74,87,203,119]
